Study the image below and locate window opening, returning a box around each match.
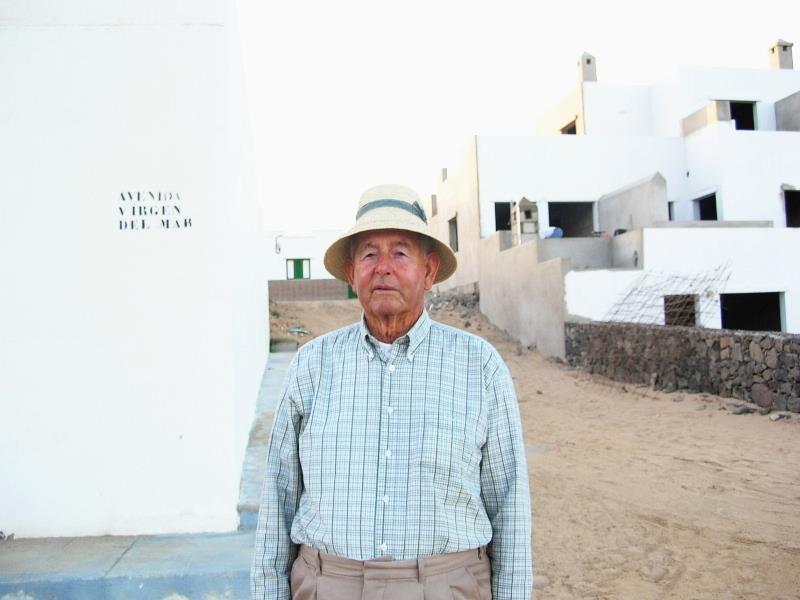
[664,294,698,326]
[785,190,800,227]
[729,101,756,131]
[547,202,594,237]
[494,202,511,231]
[286,258,310,280]
[720,292,782,332]
[694,193,718,221]
[448,217,459,252]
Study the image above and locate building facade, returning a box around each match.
[265,229,355,301]
[0,1,268,537]
[427,42,800,358]
[265,230,340,281]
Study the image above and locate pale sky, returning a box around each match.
[235,0,800,234]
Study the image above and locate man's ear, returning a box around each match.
[344,259,355,286]
[424,252,441,291]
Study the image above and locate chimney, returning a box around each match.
[579,52,597,82]
[441,168,448,182]
[769,39,793,69]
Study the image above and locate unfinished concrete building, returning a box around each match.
[427,42,800,359]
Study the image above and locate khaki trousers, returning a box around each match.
[291,544,492,600]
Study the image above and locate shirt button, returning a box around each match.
[388,364,395,373]
[380,543,388,552]
[382,495,390,504]
[384,449,392,458]
[387,406,394,414]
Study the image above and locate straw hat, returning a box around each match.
[323,184,457,284]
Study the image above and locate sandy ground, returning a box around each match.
[270,300,800,599]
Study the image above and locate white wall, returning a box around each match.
[429,138,482,291]
[564,269,643,321]
[676,66,800,131]
[565,227,800,332]
[650,75,685,138]
[534,87,581,135]
[0,0,268,537]
[462,63,800,238]
[682,122,728,218]
[585,65,800,138]
[717,129,800,224]
[476,135,688,237]
[264,230,342,280]
[482,69,800,233]
[582,83,654,135]
[644,228,800,332]
[683,123,800,223]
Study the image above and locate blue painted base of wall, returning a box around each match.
[237,509,259,532]
[0,531,254,600]
[0,571,249,600]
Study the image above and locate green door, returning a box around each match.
[286,258,310,279]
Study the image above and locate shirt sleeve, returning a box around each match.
[480,355,533,600]
[250,355,305,600]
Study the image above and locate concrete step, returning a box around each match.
[0,531,254,600]
[236,352,294,532]
[270,339,298,352]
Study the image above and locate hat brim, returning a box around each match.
[323,206,457,284]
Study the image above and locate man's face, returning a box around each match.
[345,229,440,323]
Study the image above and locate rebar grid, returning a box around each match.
[601,264,732,327]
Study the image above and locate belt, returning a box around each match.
[298,544,487,583]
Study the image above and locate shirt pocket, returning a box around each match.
[414,402,482,490]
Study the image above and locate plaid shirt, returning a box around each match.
[251,310,532,599]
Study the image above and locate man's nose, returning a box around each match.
[375,251,393,273]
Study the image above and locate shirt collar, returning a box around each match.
[359,309,431,361]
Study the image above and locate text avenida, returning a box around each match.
[118,191,192,230]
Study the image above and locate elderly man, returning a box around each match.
[251,185,532,600]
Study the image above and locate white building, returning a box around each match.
[427,42,800,358]
[263,229,357,302]
[0,1,268,537]
[264,230,341,281]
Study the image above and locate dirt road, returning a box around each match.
[270,300,800,599]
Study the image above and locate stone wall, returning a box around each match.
[565,322,800,412]
[426,282,479,310]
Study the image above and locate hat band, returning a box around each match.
[355,199,428,224]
